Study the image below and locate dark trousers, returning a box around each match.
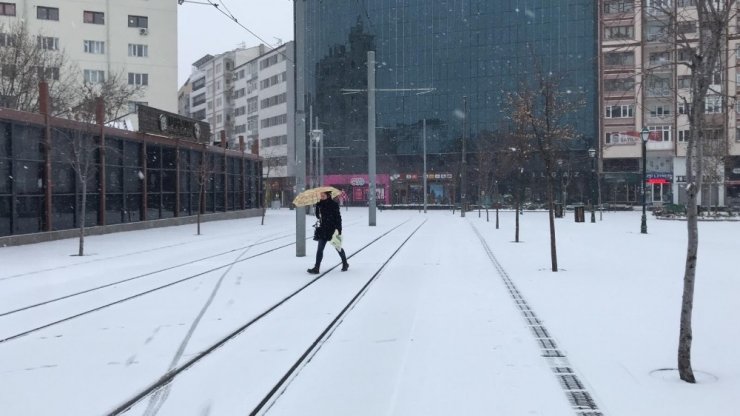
[315,239,347,268]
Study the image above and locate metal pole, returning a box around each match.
[590,155,596,223]
[423,118,427,213]
[461,96,467,218]
[368,51,377,226]
[641,138,648,233]
[294,0,307,256]
[319,128,324,186]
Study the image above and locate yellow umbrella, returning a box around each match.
[292,186,342,207]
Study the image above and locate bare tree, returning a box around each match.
[642,0,738,383]
[260,150,283,225]
[0,21,78,113]
[507,72,583,269]
[194,146,213,236]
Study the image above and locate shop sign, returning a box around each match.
[350,177,366,186]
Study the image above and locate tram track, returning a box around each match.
[0,221,364,344]
[107,218,424,416]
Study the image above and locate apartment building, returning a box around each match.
[0,0,178,113]
[185,45,266,145]
[600,0,740,207]
[233,42,294,205]
[180,42,295,206]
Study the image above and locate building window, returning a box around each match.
[36,66,59,81]
[192,77,205,91]
[260,54,280,69]
[678,130,691,143]
[604,26,634,40]
[84,40,105,54]
[649,125,672,142]
[128,15,148,28]
[192,93,206,107]
[128,44,148,57]
[677,0,696,6]
[37,6,59,20]
[37,36,59,51]
[216,114,222,124]
[678,102,689,114]
[83,69,105,83]
[705,95,722,113]
[677,48,695,62]
[604,0,634,13]
[216,97,222,108]
[677,21,696,34]
[83,10,105,24]
[247,97,258,114]
[649,105,671,117]
[235,106,246,116]
[604,77,635,92]
[260,114,287,128]
[648,51,670,66]
[128,72,149,86]
[604,51,634,67]
[233,88,245,99]
[605,104,634,118]
[646,75,671,97]
[0,2,15,16]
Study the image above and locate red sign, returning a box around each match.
[647,178,669,184]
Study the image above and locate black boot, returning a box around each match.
[307,266,320,274]
[341,263,349,272]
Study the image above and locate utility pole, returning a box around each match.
[423,118,427,214]
[368,51,377,226]
[294,0,306,256]
[342,51,434,226]
[461,96,467,218]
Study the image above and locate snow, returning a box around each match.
[0,208,738,415]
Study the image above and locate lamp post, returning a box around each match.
[640,127,649,234]
[588,147,596,223]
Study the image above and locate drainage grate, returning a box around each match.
[541,349,565,358]
[558,374,585,390]
[471,224,604,416]
[538,338,558,349]
[566,391,598,410]
[530,325,550,338]
[526,317,542,326]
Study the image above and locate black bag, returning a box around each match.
[313,221,320,241]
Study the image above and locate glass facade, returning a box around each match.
[297,0,598,204]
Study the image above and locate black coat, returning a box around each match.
[315,197,342,241]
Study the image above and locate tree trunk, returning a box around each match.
[78,180,87,256]
[515,181,521,243]
[197,182,204,236]
[679,187,698,383]
[546,174,558,272]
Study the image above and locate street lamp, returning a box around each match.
[640,126,649,234]
[588,147,596,223]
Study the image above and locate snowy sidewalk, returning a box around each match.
[265,214,575,415]
[1,208,739,415]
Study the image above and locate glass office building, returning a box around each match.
[296,0,598,205]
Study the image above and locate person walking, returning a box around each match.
[307,191,349,274]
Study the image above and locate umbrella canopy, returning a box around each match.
[292,186,342,207]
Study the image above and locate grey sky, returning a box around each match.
[177,0,294,86]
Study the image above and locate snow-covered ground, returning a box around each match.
[0,208,737,415]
